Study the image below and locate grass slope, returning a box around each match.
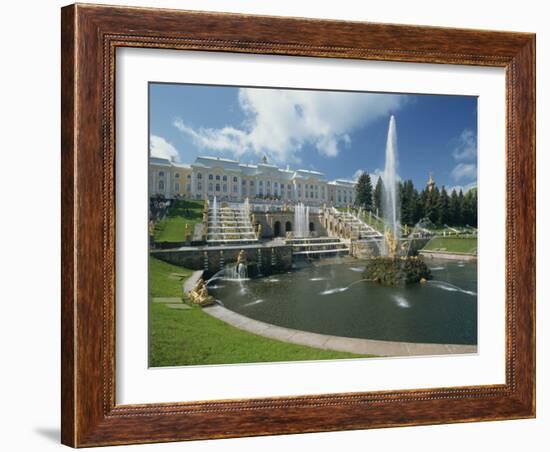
[422,237,477,254]
[149,257,369,366]
[154,199,204,243]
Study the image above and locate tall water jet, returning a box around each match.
[381,115,400,256]
[363,115,432,286]
[294,203,310,238]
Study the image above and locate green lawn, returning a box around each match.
[154,199,204,243]
[149,256,193,298]
[149,257,370,366]
[422,237,477,254]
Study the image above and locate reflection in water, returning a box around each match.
[209,258,477,345]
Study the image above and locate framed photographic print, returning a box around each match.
[61,3,535,447]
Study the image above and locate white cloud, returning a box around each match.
[150,135,179,161]
[173,88,405,163]
[451,163,476,181]
[450,128,477,183]
[350,168,382,186]
[452,129,477,161]
[447,182,477,194]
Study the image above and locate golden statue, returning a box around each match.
[384,229,399,258]
[257,223,263,238]
[237,249,246,266]
[188,278,215,307]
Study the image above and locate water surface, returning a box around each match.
[209,258,477,345]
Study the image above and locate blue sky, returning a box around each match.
[149,83,477,192]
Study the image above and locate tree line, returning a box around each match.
[354,173,477,228]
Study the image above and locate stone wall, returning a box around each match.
[151,245,293,278]
[253,212,326,238]
[349,240,379,258]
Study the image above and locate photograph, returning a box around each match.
[147,83,479,367]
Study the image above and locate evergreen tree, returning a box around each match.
[400,179,418,226]
[354,172,374,211]
[450,189,461,226]
[413,189,423,224]
[458,189,465,226]
[462,188,478,227]
[437,186,451,226]
[425,186,440,225]
[374,177,384,216]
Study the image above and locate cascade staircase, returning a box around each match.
[207,205,258,244]
[329,208,384,241]
[286,237,349,256]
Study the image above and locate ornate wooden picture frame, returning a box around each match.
[61,3,535,447]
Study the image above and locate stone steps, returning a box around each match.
[207,206,257,244]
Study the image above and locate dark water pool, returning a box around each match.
[208,258,477,345]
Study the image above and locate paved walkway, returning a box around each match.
[183,270,204,294]
[203,305,477,357]
[420,251,477,261]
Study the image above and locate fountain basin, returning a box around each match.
[208,258,477,345]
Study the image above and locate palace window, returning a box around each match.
[216,175,220,180]
[158,171,164,177]
[197,173,202,179]
[222,175,227,181]
[197,182,202,191]
[223,184,227,193]
[209,174,213,180]
[233,176,238,183]
[208,183,213,192]
[259,180,263,186]
[187,174,191,179]
[216,184,220,192]
[175,182,180,191]
[186,184,191,191]
[158,181,164,190]
[250,180,254,186]
[233,185,237,193]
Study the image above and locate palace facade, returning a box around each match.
[149,155,356,207]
